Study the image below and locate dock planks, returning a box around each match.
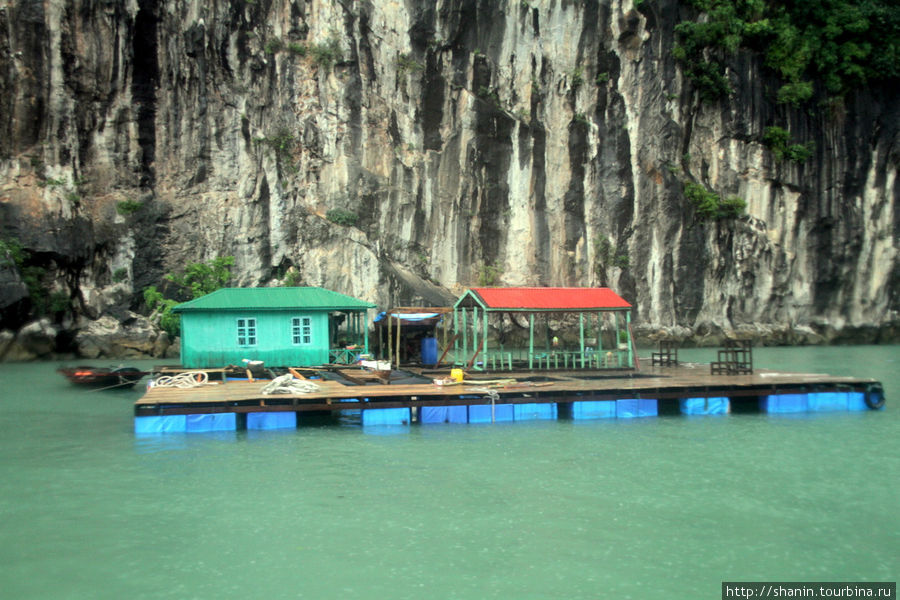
[135,363,880,417]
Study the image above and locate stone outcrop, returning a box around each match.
[74,312,168,359]
[0,0,897,357]
[0,318,57,360]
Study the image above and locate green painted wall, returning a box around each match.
[180,311,331,367]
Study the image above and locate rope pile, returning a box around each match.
[436,378,517,387]
[152,371,209,388]
[261,374,321,395]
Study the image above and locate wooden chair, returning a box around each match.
[710,339,753,375]
[651,340,679,366]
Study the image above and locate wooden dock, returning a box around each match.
[134,362,885,418]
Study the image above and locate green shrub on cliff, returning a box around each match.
[254,129,295,163]
[264,38,284,54]
[0,238,68,317]
[477,262,503,286]
[166,256,234,298]
[143,288,181,339]
[675,0,900,103]
[592,234,629,287]
[0,237,25,268]
[116,199,143,215]
[763,126,814,163]
[326,209,358,226]
[143,256,234,337]
[309,37,342,69]
[683,181,746,221]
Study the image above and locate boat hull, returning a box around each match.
[58,366,149,388]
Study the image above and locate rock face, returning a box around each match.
[0,318,57,360]
[74,312,166,359]
[0,0,897,355]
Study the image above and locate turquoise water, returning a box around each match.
[0,346,897,599]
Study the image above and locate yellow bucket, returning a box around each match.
[450,368,464,382]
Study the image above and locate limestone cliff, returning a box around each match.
[0,0,897,357]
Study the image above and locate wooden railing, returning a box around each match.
[456,348,631,370]
[329,348,363,365]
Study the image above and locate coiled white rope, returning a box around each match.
[151,371,209,388]
[471,388,500,403]
[261,374,321,395]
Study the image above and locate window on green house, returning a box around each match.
[237,318,257,346]
[291,316,312,345]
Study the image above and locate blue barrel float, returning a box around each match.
[760,386,884,413]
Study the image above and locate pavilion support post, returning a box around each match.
[545,317,550,352]
[597,312,603,354]
[626,310,633,367]
[396,313,402,367]
[462,309,468,366]
[387,314,393,365]
[597,311,603,368]
[472,306,479,370]
[442,313,448,357]
[482,309,489,371]
[453,308,459,365]
[529,313,534,370]
[579,312,585,368]
[614,312,621,367]
[363,312,369,354]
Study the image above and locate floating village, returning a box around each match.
[84,285,891,434]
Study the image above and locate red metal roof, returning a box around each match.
[468,287,631,310]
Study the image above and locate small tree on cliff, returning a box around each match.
[144,256,234,338]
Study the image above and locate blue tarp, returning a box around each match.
[760,394,808,413]
[572,400,616,420]
[374,312,440,322]
[514,403,558,421]
[847,392,868,411]
[468,403,514,423]
[186,413,236,432]
[362,407,410,426]
[247,412,297,430]
[421,405,468,424]
[680,397,730,415]
[806,392,849,412]
[616,399,658,418]
[806,392,871,411]
[134,415,186,434]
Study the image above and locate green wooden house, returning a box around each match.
[172,287,375,368]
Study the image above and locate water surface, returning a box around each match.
[0,346,896,599]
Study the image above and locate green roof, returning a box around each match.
[173,287,376,312]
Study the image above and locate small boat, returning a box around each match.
[58,366,150,388]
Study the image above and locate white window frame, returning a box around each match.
[237,317,257,347]
[291,316,312,345]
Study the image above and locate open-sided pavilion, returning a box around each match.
[452,287,635,371]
